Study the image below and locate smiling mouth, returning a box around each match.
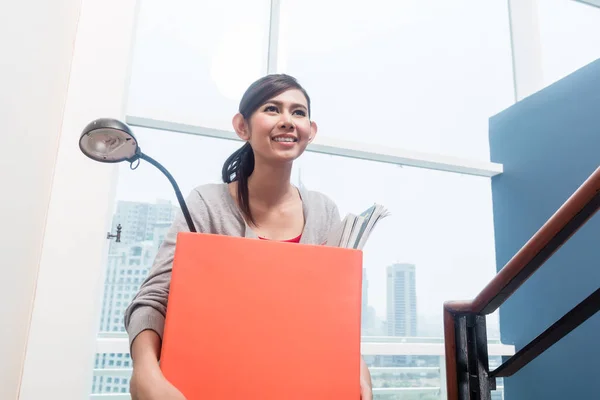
[272,137,298,143]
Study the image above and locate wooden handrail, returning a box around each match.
[443,308,460,399]
[448,166,600,316]
[444,166,600,400]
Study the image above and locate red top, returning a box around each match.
[258,234,302,243]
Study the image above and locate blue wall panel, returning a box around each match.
[489,59,600,400]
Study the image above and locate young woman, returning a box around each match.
[124,74,373,399]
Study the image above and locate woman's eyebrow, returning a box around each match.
[267,100,307,110]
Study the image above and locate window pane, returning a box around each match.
[295,152,500,339]
[278,0,514,160]
[538,0,600,86]
[365,354,505,399]
[127,0,271,129]
[111,128,241,204]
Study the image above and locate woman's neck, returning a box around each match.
[247,159,295,207]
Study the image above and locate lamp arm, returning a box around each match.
[138,153,197,233]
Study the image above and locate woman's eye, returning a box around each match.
[293,110,307,117]
[264,105,278,112]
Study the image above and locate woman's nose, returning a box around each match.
[278,113,294,129]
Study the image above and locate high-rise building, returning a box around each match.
[386,263,417,337]
[109,199,177,248]
[99,242,158,333]
[92,200,177,395]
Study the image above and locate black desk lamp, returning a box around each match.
[79,118,197,232]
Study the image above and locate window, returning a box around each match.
[537,0,600,86]
[89,1,518,397]
[126,0,271,130]
[295,151,500,336]
[276,0,514,161]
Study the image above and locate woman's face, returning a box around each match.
[233,89,317,165]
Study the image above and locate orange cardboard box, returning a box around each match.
[160,233,363,399]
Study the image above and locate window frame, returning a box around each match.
[126,116,503,177]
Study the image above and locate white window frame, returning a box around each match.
[508,0,545,100]
[21,1,554,399]
[127,116,503,177]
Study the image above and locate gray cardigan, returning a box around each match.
[123,183,341,349]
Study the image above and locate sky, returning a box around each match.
[111,0,600,337]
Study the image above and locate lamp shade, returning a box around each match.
[79,118,139,163]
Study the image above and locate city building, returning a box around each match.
[386,263,417,337]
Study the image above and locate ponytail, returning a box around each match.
[222,142,255,225]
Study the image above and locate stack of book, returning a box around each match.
[326,203,389,250]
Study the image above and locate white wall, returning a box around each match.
[18,0,138,398]
[0,1,82,398]
[0,0,138,399]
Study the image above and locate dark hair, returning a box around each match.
[221,74,311,226]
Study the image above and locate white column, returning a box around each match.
[507,0,544,100]
[0,1,83,398]
[18,0,139,399]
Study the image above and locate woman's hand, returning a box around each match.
[130,361,186,400]
[360,356,373,400]
[129,330,187,400]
